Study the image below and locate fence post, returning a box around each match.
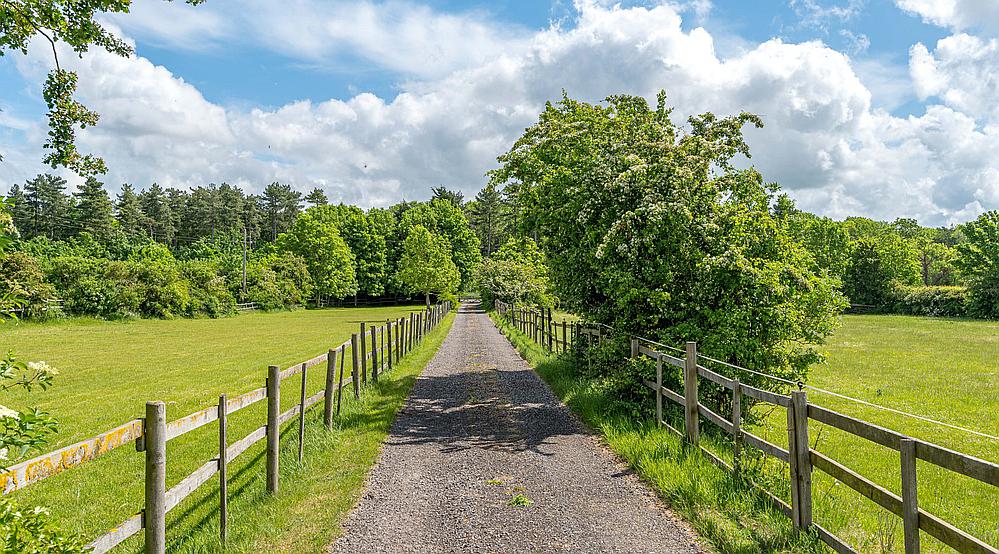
[787,398,802,528]
[370,325,379,381]
[336,345,346,416]
[144,401,166,554]
[548,308,554,351]
[683,341,699,446]
[266,365,280,494]
[791,390,813,528]
[360,322,367,384]
[351,334,360,399]
[630,338,639,359]
[324,349,337,428]
[901,438,921,554]
[732,379,742,478]
[561,320,567,353]
[655,353,663,427]
[386,321,393,371]
[298,363,307,462]
[218,394,228,544]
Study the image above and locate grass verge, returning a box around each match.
[489,311,824,554]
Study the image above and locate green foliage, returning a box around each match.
[492,92,845,391]
[246,252,314,310]
[41,69,105,176]
[467,182,510,256]
[888,285,968,317]
[304,187,328,208]
[784,209,851,278]
[956,211,999,319]
[307,205,387,296]
[0,498,86,553]
[398,199,481,287]
[276,212,356,301]
[397,225,460,304]
[180,260,237,317]
[844,235,920,306]
[476,236,552,309]
[0,252,57,318]
[72,177,114,239]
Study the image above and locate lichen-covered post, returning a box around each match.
[683,342,699,446]
[732,379,742,477]
[297,363,307,462]
[266,365,280,494]
[360,322,367,384]
[791,390,813,528]
[144,401,167,554]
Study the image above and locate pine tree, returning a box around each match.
[116,184,147,235]
[73,176,115,239]
[469,182,508,256]
[431,186,464,207]
[305,187,328,208]
[261,182,302,241]
[23,173,71,239]
[5,184,31,236]
[139,183,176,243]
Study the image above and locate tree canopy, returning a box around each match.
[396,225,459,305]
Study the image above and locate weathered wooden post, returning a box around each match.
[786,398,802,528]
[350,334,360,399]
[386,320,393,371]
[360,322,367,384]
[656,354,663,427]
[297,363,307,462]
[901,438,920,554]
[548,308,554,351]
[336,345,346,415]
[370,325,378,381]
[732,379,742,477]
[630,338,639,359]
[381,324,386,372]
[266,365,280,494]
[324,349,337,429]
[561,320,567,353]
[218,394,228,544]
[791,390,813,529]
[144,401,167,554]
[683,342,699,446]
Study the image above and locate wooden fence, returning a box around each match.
[494,301,999,554]
[1,301,453,554]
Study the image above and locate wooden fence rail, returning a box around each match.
[1,301,453,554]
[494,301,999,554]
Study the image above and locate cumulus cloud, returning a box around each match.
[3,0,999,224]
[895,0,999,34]
[910,34,999,121]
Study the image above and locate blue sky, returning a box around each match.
[2,0,999,225]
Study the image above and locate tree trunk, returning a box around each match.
[425,292,430,307]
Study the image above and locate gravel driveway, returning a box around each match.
[330,302,704,553]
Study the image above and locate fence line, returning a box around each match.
[493,300,999,554]
[1,300,454,554]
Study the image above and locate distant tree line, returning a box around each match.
[2,176,481,319]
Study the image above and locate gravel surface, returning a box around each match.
[330,302,704,553]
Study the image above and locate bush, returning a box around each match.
[181,261,236,318]
[888,286,969,317]
[0,252,57,318]
[966,273,999,319]
[246,253,313,311]
[134,261,190,318]
[46,257,141,319]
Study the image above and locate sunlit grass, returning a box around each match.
[2,306,451,551]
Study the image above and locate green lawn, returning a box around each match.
[768,315,999,552]
[1,306,448,551]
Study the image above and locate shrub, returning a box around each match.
[0,252,57,318]
[181,260,236,318]
[246,253,313,310]
[134,261,190,318]
[46,257,141,319]
[888,286,969,317]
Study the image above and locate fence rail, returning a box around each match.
[493,300,999,554]
[1,300,454,554]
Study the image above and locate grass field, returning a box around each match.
[1,305,450,551]
[764,315,999,552]
[495,311,999,553]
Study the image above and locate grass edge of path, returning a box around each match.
[488,311,827,554]
[151,308,457,553]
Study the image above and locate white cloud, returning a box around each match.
[910,33,999,121]
[4,0,999,225]
[896,0,999,34]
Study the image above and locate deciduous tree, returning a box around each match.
[397,225,459,306]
